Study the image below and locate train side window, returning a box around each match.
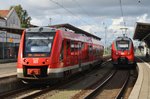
[74,42,79,52]
[66,41,71,56]
[60,41,64,61]
[71,41,74,52]
[81,43,84,49]
[78,42,82,50]
[89,45,92,54]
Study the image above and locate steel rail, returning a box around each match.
[84,69,116,99]
[115,71,130,99]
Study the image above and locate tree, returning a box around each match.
[10,5,31,28]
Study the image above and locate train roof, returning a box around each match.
[25,27,101,45]
[49,23,101,41]
[26,27,56,33]
[0,26,24,35]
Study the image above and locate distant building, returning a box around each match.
[0,8,21,28]
[0,8,21,59]
[0,16,6,26]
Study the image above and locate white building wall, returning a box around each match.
[0,19,6,27]
[143,43,150,55]
[6,9,21,28]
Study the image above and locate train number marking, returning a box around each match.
[33,58,39,64]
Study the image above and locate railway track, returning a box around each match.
[0,72,88,99]
[83,68,131,99]
[0,61,137,99]
[1,60,113,99]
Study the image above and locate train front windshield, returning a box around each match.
[116,40,130,50]
[24,32,55,57]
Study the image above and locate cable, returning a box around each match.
[49,0,92,26]
[73,0,99,25]
[74,0,90,17]
[137,0,148,16]
[119,0,126,27]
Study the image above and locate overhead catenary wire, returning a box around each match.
[73,0,99,25]
[119,0,126,27]
[137,0,148,15]
[119,0,129,37]
[49,0,93,26]
[73,0,90,17]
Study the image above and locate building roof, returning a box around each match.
[0,10,10,18]
[0,26,24,35]
[133,22,150,48]
[49,23,101,40]
[0,16,5,20]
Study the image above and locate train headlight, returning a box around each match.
[116,52,119,55]
[23,59,26,62]
[128,52,130,55]
[45,59,49,62]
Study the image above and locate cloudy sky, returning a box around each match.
[0,0,150,46]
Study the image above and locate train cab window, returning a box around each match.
[24,32,55,57]
[116,40,130,50]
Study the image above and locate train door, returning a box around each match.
[70,40,75,65]
[66,40,71,66]
[88,44,93,61]
[59,40,64,64]
[73,41,78,65]
[78,42,82,71]
[63,40,72,77]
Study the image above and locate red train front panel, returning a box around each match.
[17,27,60,80]
[111,37,135,65]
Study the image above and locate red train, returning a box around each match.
[17,27,104,83]
[111,36,135,65]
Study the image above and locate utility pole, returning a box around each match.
[104,26,107,55]
[49,18,52,26]
[2,32,5,59]
[120,27,128,36]
[103,22,107,55]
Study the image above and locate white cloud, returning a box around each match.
[31,18,44,26]
[112,17,123,25]
[137,14,148,22]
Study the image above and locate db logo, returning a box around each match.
[33,58,39,64]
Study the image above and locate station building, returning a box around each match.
[0,8,21,59]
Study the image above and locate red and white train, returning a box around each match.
[17,27,104,83]
[111,36,135,65]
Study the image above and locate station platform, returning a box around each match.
[0,59,17,64]
[129,56,150,99]
[0,62,16,78]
